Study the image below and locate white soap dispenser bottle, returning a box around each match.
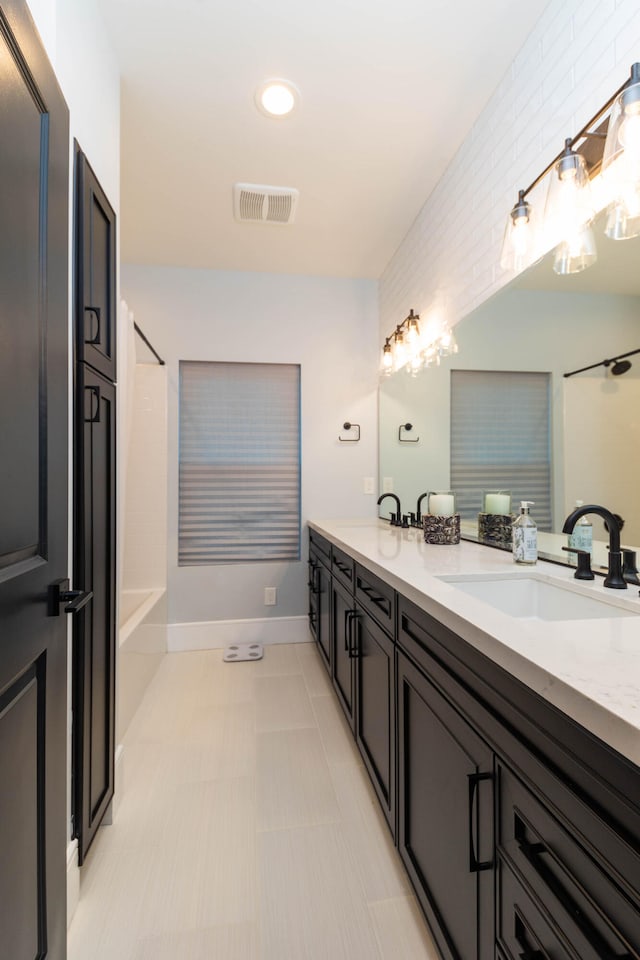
[513,501,537,565]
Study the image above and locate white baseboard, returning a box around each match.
[167,615,311,652]
[67,838,79,929]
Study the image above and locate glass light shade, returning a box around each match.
[544,142,595,251]
[602,71,640,198]
[605,194,640,240]
[393,332,407,370]
[407,353,423,377]
[438,328,458,357]
[381,342,393,375]
[405,313,420,346]
[500,192,537,272]
[553,222,597,275]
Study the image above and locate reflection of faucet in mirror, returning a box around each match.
[562,504,626,589]
[377,493,402,525]
[416,492,429,523]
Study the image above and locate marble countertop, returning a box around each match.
[309,518,640,768]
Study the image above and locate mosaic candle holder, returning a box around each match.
[423,513,461,545]
[477,512,513,546]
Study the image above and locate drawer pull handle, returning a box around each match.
[514,813,632,960]
[360,583,389,611]
[514,911,549,960]
[334,559,352,577]
[468,771,493,873]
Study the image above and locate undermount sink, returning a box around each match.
[437,574,640,622]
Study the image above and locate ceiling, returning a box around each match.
[99,0,551,279]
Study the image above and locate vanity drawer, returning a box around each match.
[497,760,640,958]
[309,528,331,567]
[497,855,586,960]
[355,563,395,634]
[332,546,355,591]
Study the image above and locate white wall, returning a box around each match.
[121,265,379,627]
[379,0,640,337]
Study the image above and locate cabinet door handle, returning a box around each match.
[307,561,318,592]
[347,610,361,658]
[468,771,493,872]
[84,305,102,345]
[84,385,101,423]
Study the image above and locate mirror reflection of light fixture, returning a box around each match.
[379,308,460,376]
[501,63,640,275]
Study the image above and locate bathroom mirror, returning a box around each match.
[378,206,640,563]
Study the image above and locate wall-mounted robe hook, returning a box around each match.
[399,422,419,442]
[339,421,361,442]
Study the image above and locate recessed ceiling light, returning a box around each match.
[255,79,300,118]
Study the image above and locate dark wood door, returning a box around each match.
[397,651,494,960]
[75,148,116,382]
[73,366,116,863]
[0,2,69,957]
[331,576,355,729]
[353,609,395,833]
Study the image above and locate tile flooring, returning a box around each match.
[68,642,439,959]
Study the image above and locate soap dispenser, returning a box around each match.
[567,499,592,557]
[513,501,537,565]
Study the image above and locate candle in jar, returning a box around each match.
[429,493,455,516]
[484,493,511,515]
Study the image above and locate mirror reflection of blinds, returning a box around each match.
[450,370,552,531]
[179,361,301,564]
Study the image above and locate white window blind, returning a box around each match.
[179,361,301,564]
[450,370,552,530]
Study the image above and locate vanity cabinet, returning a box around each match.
[353,564,396,832]
[308,530,331,672]
[306,526,640,960]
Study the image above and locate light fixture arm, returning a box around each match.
[515,64,639,205]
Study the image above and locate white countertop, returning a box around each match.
[309,519,640,768]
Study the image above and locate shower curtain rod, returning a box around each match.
[134,322,165,365]
[563,346,640,378]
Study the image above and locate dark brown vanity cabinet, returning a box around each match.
[308,531,331,672]
[397,650,494,960]
[353,565,396,832]
[306,530,640,960]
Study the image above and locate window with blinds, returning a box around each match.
[179,361,301,564]
[450,370,552,530]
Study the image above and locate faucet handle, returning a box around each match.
[622,548,640,586]
[561,546,594,580]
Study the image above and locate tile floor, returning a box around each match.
[68,642,439,960]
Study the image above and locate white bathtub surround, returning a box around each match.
[167,615,310,653]
[310,519,640,767]
[118,591,168,741]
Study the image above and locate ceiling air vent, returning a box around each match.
[233,183,299,225]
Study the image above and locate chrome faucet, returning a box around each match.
[562,504,626,589]
[377,493,402,525]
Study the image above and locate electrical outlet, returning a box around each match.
[363,477,374,494]
[264,587,277,606]
[383,476,394,493]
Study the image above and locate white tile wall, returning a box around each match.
[379,0,640,334]
[122,365,168,591]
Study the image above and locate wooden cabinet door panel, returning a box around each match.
[397,651,494,960]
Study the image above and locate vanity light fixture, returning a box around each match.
[379,308,458,377]
[501,63,640,275]
[255,79,300,118]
